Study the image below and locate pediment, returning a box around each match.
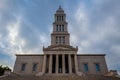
[43,45,78,51]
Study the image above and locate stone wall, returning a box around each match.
[13,54,43,75]
[77,54,108,75]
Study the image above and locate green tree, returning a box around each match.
[0,65,11,76]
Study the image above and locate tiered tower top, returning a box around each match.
[51,6,70,46]
[43,6,78,51]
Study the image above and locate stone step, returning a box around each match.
[0,74,120,80]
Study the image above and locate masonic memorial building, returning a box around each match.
[13,6,108,76]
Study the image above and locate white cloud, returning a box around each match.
[0,16,26,57]
[7,17,21,46]
[71,0,120,72]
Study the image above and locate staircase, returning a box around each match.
[0,74,120,80]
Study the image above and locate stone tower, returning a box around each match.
[51,6,70,45]
[43,6,78,74]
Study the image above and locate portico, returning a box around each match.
[42,54,78,74]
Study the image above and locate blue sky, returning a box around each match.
[0,0,120,74]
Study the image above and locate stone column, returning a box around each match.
[56,54,58,74]
[74,54,78,74]
[62,54,65,74]
[49,54,52,74]
[42,54,47,73]
[68,54,72,74]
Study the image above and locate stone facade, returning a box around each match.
[13,54,108,75]
[14,55,43,75]
[77,54,108,75]
[13,6,108,76]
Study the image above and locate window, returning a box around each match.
[62,25,64,31]
[57,16,64,22]
[21,63,26,71]
[57,16,61,21]
[95,63,100,71]
[84,64,88,72]
[56,25,58,31]
[32,63,37,71]
[59,25,61,31]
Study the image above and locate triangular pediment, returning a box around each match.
[43,45,78,51]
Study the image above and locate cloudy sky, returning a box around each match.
[0,0,120,73]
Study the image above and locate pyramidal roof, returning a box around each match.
[56,5,64,13]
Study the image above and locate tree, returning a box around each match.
[0,65,11,76]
